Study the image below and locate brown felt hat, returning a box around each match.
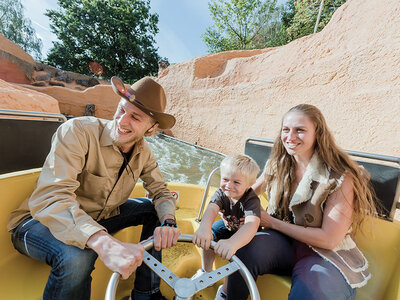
[111,76,176,130]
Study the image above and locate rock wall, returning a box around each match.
[157,0,400,157]
[0,34,35,83]
[26,84,119,120]
[0,33,105,90]
[0,79,60,114]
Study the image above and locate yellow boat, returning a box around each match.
[1,109,399,300]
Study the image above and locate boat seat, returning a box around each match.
[243,137,400,300]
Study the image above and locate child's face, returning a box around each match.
[220,168,251,201]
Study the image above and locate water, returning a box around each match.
[145,134,225,186]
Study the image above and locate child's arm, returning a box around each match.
[214,215,260,260]
[192,203,220,250]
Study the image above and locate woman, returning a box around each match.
[217,104,377,300]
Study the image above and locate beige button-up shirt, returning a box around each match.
[8,117,176,249]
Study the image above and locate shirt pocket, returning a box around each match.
[76,170,110,213]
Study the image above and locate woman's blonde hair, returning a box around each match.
[264,104,377,233]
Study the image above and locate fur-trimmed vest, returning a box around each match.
[267,153,371,288]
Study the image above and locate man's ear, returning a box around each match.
[147,122,159,133]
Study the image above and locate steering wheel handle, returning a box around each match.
[105,234,260,300]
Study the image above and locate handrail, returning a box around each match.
[245,137,274,145]
[0,109,67,122]
[196,167,220,223]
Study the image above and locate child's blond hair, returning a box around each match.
[220,154,260,184]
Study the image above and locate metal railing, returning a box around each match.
[0,109,67,122]
[196,167,220,223]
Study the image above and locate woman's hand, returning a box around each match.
[260,209,273,228]
[268,176,354,250]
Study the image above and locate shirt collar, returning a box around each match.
[100,120,114,147]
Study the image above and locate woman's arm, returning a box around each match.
[267,176,354,250]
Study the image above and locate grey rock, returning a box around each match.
[49,81,65,87]
[32,81,46,87]
[35,73,52,82]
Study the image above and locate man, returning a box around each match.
[7,76,180,300]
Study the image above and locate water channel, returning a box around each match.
[145,134,225,186]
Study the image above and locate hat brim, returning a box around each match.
[130,99,176,130]
[111,76,175,130]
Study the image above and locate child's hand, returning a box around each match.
[192,226,213,250]
[214,239,238,260]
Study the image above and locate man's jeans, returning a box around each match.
[11,198,161,300]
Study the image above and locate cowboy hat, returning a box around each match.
[111,76,176,130]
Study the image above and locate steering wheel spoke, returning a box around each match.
[143,250,180,289]
[105,234,260,300]
[192,261,240,292]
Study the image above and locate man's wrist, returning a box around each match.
[160,218,177,228]
[86,230,108,250]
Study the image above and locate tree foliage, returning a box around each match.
[45,0,160,82]
[203,0,282,52]
[0,0,43,60]
[203,0,347,53]
[285,0,347,42]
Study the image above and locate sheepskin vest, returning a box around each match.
[267,153,371,288]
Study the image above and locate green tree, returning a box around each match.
[203,0,283,53]
[0,0,43,60]
[285,0,347,42]
[45,0,160,82]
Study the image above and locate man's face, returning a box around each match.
[111,99,157,152]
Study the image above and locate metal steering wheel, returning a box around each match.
[105,234,260,300]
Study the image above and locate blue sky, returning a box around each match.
[21,0,213,64]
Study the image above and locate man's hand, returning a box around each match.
[214,239,238,260]
[192,226,213,250]
[153,217,180,251]
[87,230,144,279]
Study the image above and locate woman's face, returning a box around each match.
[281,111,316,161]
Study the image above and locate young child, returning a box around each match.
[192,154,261,282]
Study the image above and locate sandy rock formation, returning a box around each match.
[0,79,60,114]
[157,0,400,157]
[0,34,35,84]
[0,33,105,91]
[25,84,119,119]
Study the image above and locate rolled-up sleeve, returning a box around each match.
[29,119,105,249]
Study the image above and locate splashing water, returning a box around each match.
[145,134,224,186]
